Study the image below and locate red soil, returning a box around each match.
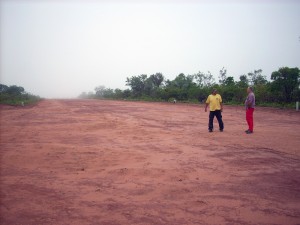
[1,99,300,225]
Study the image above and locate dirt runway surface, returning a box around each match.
[1,99,300,225]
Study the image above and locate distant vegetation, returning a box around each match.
[0,84,41,105]
[79,67,300,108]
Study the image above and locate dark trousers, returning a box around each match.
[209,110,224,131]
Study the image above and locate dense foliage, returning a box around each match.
[0,84,41,105]
[80,67,300,106]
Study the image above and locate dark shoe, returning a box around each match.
[245,129,250,133]
[245,130,253,134]
[209,129,213,132]
[220,129,223,132]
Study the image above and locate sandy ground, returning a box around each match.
[0,99,300,225]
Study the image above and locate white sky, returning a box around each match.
[0,0,299,98]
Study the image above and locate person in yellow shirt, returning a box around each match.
[205,89,224,132]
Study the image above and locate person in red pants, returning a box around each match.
[245,87,255,134]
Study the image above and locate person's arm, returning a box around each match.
[205,103,209,112]
[220,102,223,112]
[205,96,210,112]
[247,101,252,108]
[246,94,253,108]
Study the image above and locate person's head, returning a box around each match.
[247,86,253,94]
[212,89,217,95]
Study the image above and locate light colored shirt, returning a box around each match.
[206,94,222,111]
[245,92,255,109]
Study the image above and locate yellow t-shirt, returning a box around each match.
[206,94,222,111]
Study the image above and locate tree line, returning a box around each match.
[79,67,300,105]
[0,84,41,105]
[81,66,300,106]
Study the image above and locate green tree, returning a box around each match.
[218,67,227,84]
[103,88,114,98]
[6,85,25,96]
[149,73,164,88]
[0,84,8,93]
[233,75,249,103]
[78,92,88,99]
[126,74,148,97]
[122,89,132,98]
[271,67,300,102]
[194,71,215,88]
[164,73,196,100]
[173,73,195,89]
[95,85,106,98]
[0,84,40,105]
[248,69,267,86]
[254,83,272,104]
[238,75,249,87]
[224,76,235,86]
[114,88,124,99]
[221,77,236,102]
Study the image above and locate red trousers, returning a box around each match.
[246,108,254,132]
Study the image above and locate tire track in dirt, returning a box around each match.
[1,99,300,225]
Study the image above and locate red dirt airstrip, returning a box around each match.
[1,99,300,225]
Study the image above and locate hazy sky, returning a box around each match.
[1,0,299,98]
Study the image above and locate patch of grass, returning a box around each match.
[0,95,42,106]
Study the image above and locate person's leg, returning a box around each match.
[208,111,214,131]
[246,109,250,130]
[215,110,224,131]
[248,108,254,132]
[246,108,254,133]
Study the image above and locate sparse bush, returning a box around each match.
[0,84,41,105]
